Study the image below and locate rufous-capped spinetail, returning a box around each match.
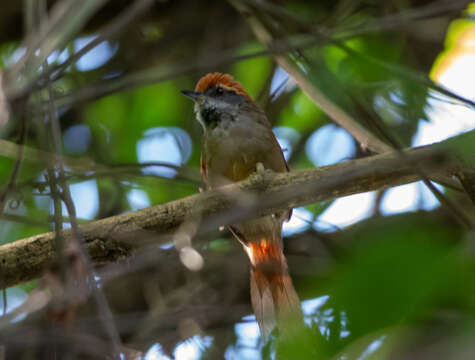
[182,73,302,338]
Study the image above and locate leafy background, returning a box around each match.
[0,0,474,359]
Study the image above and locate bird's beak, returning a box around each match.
[180,90,202,101]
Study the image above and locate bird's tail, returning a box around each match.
[245,239,302,338]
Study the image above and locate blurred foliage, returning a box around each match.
[274,211,472,359]
[0,0,474,359]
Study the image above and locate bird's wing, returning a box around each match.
[200,147,209,189]
[268,128,292,221]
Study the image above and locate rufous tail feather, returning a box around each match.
[246,239,302,339]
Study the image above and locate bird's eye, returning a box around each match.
[216,87,224,95]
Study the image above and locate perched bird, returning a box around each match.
[182,73,301,338]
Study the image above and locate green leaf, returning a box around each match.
[232,42,272,99]
[327,213,463,339]
[279,90,324,132]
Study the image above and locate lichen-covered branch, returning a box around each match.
[0,131,473,288]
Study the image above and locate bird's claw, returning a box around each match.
[248,162,275,188]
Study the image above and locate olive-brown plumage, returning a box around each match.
[182,72,301,338]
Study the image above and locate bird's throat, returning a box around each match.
[201,107,221,129]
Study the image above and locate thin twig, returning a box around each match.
[44,70,123,359]
[229,0,392,153]
[0,119,26,217]
[9,0,472,115]
[230,0,470,194]
[242,0,475,108]
[0,212,87,226]
[29,38,329,111]
[0,139,201,184]
[355,94,474,229]
[6,0,109,100]
[0,112,26,311]
[45,0,155,83]
[336,43,475,109]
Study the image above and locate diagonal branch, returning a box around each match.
[229,0,392,154]
[0,130,473,289]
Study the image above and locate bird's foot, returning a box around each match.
[248,162,275,189]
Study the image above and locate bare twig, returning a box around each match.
[0,139,200,184]
[43,65,123,358]
[0,212,87,226]
[0,119,26,218]
[458,171,475,206]
[336,43,475,109]
[0,111,26,310]
[6,0,109,100]
[46,0,154,83]
[29,38,327,111]
[0,139,95,172]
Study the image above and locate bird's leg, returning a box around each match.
[253,163,288,221]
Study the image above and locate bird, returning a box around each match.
[182,72,302,338]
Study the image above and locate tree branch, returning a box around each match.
[0,131,473,288]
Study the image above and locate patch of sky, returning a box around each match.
[270,66,291,99]
[136,127,192,178]
[282,207,313,236]
[127,188,151,211]
[235,318,260,348]
[316,192,376,231]
[380,181,442,215]
[0,286,27,322]
[4,35,117,72]
[173,335,213,360]
[47,48,69,64]
[33,173,99,224]
[273,126,300,161]
[302,295,330,327]
[61,179,99,224]
[305,124,355,167]
[413,55,475,147]
[223,315,263,359]
[75,35,118,72]
[63,124,92,154]
[144,343,170,360]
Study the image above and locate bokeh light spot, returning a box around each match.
[137,127,192,178]
[62,180,99,221]
[380,183,419,215]
[127,189,151,211]
[63,124,91,154]
[316,192,376,230]
[75,36,118,72]
[282,207,313,236]
[306,124,355,166]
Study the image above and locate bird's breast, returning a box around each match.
[203,118,284,186]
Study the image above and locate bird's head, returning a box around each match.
[181,72,253,130]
